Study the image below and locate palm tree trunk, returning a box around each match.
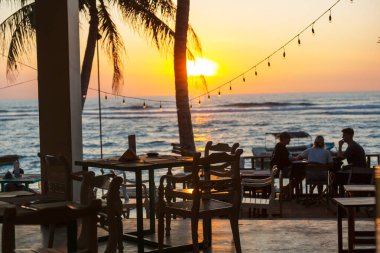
[174,0,195,151]
[80,0,99,109]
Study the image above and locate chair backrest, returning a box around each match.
[204,141,239,156]
[348,166,374,185]
[2,199,101,253]
[39,153,71,200]
[171,143,195,157]
[192,149,243,207]
[305,164,329,185]
[204,141,240,174]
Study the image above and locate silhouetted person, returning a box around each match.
[334,128,366,196]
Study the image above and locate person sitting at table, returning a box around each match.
[334,127,366,196]
[295,135,333,195]
[270,132,296,198]
[4,160,26,192]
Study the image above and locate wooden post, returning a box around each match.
[375,165,380,251]
[128,135,136,154]
[35,0,81,200]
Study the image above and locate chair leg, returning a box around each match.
[48,224,55,248]
[229,214,242,253]
[105,215,118,253]
[202,218,211,248]
[191,217,200,253]
[117,215,124,253]
[165,213,171,236]
[158,211,165,251]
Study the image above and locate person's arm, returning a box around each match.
[337,139,345,159]
[295,149,308,161]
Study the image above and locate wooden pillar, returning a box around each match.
[35,0,82,200]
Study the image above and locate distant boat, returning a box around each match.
[252,131,335,156]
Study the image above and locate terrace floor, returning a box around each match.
[2,200,374,252]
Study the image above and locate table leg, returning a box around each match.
[135,169,144,253]
[149,169,156,233]
[347,207,355,252]
[67,219,77,253]
[337,205,343,253]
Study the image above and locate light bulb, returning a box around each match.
[218,90,221,97]
[298,35,301,45]
[143,101,146,109]
[208,94,211,101]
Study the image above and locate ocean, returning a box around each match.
[1,91,379,181]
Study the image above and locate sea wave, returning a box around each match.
[222,102,315,107]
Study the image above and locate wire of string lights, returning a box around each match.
[0,78,37,90]
[189,0,343,102]
[0,0,344,107]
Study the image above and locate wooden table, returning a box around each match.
[0,174,41,192]
[344,185,375,197]
[333,197,375,252]
[0,192,81,252]
[75,155,193,253]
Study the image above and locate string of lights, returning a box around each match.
[0,78,37,90]
[0,52,38,71]
[189,0,343,102]
[0,0,346,108]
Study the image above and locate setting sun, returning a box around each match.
[187,57,218,77]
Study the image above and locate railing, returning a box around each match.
[241,153,380,170]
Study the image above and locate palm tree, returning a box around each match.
[173,0,195,151]
[0,0,201,108]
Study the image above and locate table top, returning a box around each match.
[0,192,71,221]
[75,154,193,171]
[344,184,375,192]
[0,174,41,184]
[333,197,375,207]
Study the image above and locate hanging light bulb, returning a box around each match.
[122,97,125,104]
[208,94,211,101]
[218,89,221,97]
[298,35,301,45]
[243,76,246,82]
[82,94,86,99]
[329,9,332,22]
[283,48,286,58]
[255,67,258,76]
[105,94,108,100]
[198,98,201,105]
[159,101,162,110]
[190,103,192,109]
[229,83,232,91]
[267,58,271,67]
[312,24,315,35]
[143,100,146,109]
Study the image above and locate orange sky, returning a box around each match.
[0,0,379,100]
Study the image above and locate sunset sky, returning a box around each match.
[0,0,379,100]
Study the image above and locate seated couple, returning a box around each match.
[271,128,367,198]
[270,132,332,198]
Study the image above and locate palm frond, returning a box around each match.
[0,3,35,81]
[98,0,125,92]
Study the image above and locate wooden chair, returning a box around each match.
[109,169,150,218]
[348,166,374,185]
[204,141,239,156]
[157,150,243,253]
[171,143,195,157]
[304,164,330,204]
[38,154,72,247]
[39,153,72,200]
[2,199,101,253]
[89,174,124,253]
[241,165,282,217]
